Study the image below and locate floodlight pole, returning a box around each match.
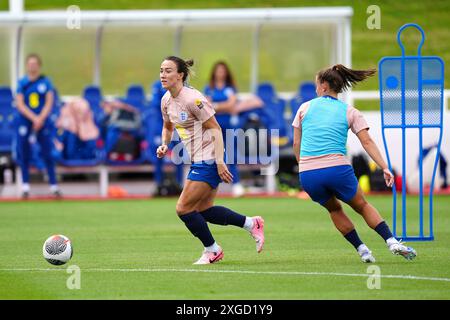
[9,0,24,14]
[174,24,183,56]
[339,17,352,105]
[9,0,24,91]
[250,23,261,93]
[94,24,104,86]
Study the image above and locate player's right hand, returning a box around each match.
[383,168,394,188]
[217,163,233,184]
[156,144,168,158]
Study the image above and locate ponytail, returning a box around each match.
[164,56,195,83]
[317,64,376,93]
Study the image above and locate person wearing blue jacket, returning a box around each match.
[204,61,244,197]
[15,54,61,199]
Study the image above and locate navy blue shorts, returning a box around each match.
[187,161,222,189]
[299,165,359,205]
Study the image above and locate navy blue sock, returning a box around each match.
[179,211,215,247]
[200,206,246,228]
[374,221,394,241]
[344,229,364,250]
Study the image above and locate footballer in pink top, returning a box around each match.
[292,64,416,263]
[157,56,265,265]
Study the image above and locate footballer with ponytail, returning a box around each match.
[292,64,417,263]
[316,64,376,93]
[163,56,195,84]
[157,56,265,265]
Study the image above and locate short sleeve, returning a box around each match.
[160,97,170,122]
[292,102,309,129]
[45,77,54,92]
[188,92,215,123]
[347,106,369,134]
[224,87,236,98]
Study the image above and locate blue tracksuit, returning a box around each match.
[16,75,57,185]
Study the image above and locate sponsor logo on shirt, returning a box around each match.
[195,99,204,109]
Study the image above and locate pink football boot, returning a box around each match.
[250,216,265,253]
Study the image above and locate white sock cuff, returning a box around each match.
[205,242,220,253]
[243,217,254,231]
[386,237,399,246]
[357,244,369,253]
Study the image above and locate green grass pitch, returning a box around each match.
[0,195,449,299]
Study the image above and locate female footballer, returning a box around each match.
[157,56,265,265]
[292,64,416,263]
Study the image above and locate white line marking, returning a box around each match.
[1,268,450,283]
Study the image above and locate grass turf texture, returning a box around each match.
[0,195,449,299]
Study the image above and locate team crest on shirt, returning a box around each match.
[179,111,188,122]
[195,99,204,109]
[37,83,47,93]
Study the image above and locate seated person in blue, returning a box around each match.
[204,61,245,197]
[15,53,61,198]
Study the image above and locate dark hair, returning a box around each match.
[316,64,376,93]
[164,56,194,83]
[26,53,42,66]
[209,61,236,89]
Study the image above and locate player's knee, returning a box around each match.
[329,207,343,216]
[176,202,192,216]
[175,203,184,216]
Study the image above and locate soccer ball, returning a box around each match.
[43,235,73,265]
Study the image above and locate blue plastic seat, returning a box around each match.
[125,84,148,114]
[0,86,13,106]
[256,82,278,104]
[83,85,102,108]
[290,82,316,116]
[289,82,317,143]
[83,85,106,126]
[236,108,278,165]
[256,83,290,148]
[0,86,16,153]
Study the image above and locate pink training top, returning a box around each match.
[161,86,216,163]
[292,100,369,172]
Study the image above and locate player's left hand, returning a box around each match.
[217,163,233,184]
[383,168,394,188]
